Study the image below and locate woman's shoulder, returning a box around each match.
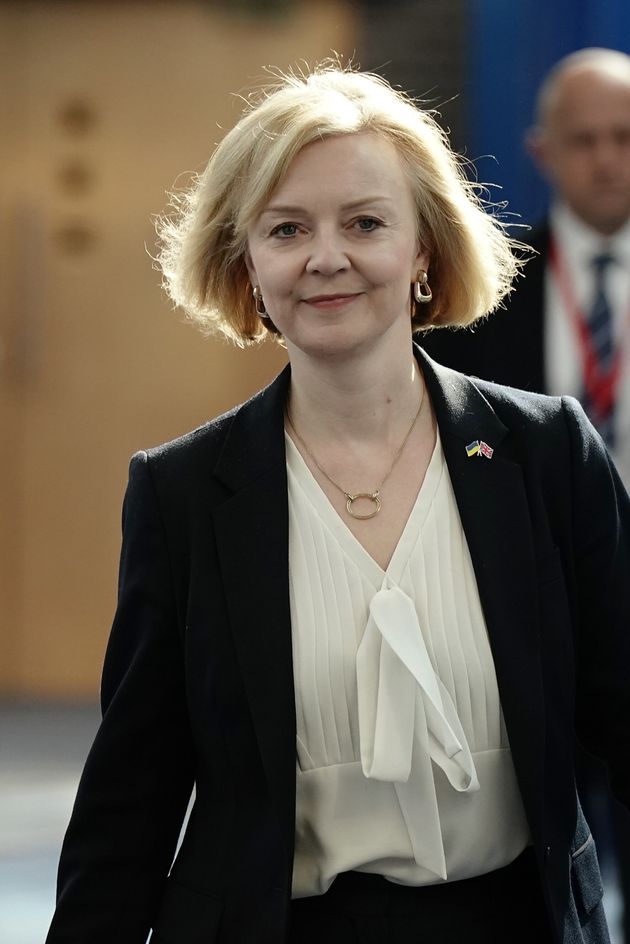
[146,402,241,466]
[462,373,614,490]
[120,407,241,512]
[132,366,289,489]
[119,408,237,497]
[424,348,574,431]
[470,373,590,432]
[470,372,598,450]
[471,373,565,418]
[428,351,603,468]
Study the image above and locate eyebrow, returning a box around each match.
[260,196,394,217]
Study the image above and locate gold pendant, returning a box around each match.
[345,490,381,520]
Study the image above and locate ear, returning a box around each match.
[244,248,258,287]
[413,244,431,277]
[526,125,551,177]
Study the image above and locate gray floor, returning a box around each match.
[0,702,100,944]
[0,702,624,943]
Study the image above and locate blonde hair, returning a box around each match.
[157,61,522,345]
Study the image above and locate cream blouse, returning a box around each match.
[286,431,530,898]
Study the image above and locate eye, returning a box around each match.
[270,222,299,238]
[354,217,383,232]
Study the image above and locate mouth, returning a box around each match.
[302,293,361,309]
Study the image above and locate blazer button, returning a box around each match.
[544,844,552,860]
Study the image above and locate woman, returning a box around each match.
[46,64,630,944]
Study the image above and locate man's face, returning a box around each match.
[532,66,630,235]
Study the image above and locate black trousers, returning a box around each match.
[289,848,553,943]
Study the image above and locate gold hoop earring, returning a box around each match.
[253,285,269,318]
[413,270,433,304]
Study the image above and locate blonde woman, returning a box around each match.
[47,64,630,944]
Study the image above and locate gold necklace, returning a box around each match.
[285,387,424,521]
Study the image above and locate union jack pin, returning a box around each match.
[466,439,493,459]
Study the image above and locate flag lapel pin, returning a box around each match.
[466,439,493,459]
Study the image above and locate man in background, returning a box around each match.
[423,47,630,942]
[424,47,630,488]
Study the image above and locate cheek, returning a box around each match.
[259,267,291,297]
[250,247,299,290]
[555,160,590,193]
[370,244,414,278]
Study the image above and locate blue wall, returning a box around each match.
[467,0,630,228]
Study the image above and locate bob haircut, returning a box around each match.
[157,62,521,346]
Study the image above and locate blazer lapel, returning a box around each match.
[418,347,546,838]
[211,366,296,817]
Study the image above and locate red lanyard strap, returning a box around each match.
[548,237,621,418]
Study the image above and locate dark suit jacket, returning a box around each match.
[421,226,550,393]
[46,346,630,944]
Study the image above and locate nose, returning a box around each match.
[305,229,351,275]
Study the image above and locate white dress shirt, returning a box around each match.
[545,202,630,488]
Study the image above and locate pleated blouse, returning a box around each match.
[286,431,530,898]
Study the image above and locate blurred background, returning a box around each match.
[1,1,628,941]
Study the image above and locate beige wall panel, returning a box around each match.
[0,0,357,697]
[0,5,28,692]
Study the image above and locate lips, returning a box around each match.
[302,293,362,310]
[303,293,358,302]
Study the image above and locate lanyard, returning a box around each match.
[548,236,622,417]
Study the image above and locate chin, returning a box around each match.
[582,195,630,233]
[293,329,374,361]
[593,213,630,235]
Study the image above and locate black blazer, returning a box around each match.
[47,346,630,944]
[421,226,550,393]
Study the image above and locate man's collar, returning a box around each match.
[550,201,630,265]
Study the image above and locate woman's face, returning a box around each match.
[246,132,428,362]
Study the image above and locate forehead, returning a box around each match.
[549,67,630,132]
[266,132,413,206]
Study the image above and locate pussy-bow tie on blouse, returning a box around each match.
[357,581,480,880]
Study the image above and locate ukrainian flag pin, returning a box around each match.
[466,440,481,457]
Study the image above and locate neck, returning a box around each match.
[557,200,628,239]
[286,338,422,445]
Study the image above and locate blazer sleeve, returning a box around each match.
[46,452,195,944]
[564,396,630,809]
